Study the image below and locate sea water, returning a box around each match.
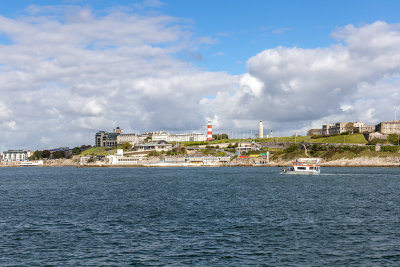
[1,167,399,266]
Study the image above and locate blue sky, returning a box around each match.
[2,0,400,74]
[1,0,400,149]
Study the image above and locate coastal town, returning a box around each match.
[2,119,400,167]
[3,2,400,266]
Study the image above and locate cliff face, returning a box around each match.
[321,156,400,167]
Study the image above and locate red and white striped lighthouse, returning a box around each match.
[207,121,213,141]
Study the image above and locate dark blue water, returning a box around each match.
[1,167,400,266]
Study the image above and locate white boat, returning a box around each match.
[19,160,43,167]
[280,161,320,175]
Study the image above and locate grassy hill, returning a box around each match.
[182,134,367,146]
[310,134,367,144]
[80,147,117,156]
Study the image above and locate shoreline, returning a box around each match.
[1,156,400,168]
[1,164,399,168]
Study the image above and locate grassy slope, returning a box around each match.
[329,150,399,160]
[273,149,400,162]
[310,134,367,144]
[182,134,367,146]
[80,147,117,156]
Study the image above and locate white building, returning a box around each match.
[2,150,28,162]
[151,132,170,142]
[376,120,400,135]
[106,149,144,165]
[167,133,207,142]
[135,141,172,152]
[322,121,369,135]
[152,132,207,142]
[117,133,139,145]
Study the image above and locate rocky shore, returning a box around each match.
[2,156,400,167]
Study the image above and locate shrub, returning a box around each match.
[283,144,299,153]
[147,151,161,157]
[367,138,388,145]
[309,144,324,156]
[381,146,400,153]
[72,147,81,155]
[52,150,65,159]
[322,147,336,158]
[387,134,400,145]
[166,147,186,156]
[349,146,364,154]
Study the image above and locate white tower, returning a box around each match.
[270,130,273,138]
[259,121,264,138]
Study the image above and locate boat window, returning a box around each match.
[297,167,306,170]
[309,167,314,170]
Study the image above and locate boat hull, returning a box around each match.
[280,170,320,175]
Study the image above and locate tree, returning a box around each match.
[212,133,229,140]
[30,150,43,160]
[120,142,133,151]
[53,150,65,159]
[42,150,50,159]
[72,147,81,155]
[344,122,354,134]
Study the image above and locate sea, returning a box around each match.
[1,166,400,266]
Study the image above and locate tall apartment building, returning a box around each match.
[95,127,138,147]
[95,131,119,147]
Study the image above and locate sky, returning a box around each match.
[1,0,400,150]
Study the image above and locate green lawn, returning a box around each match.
[310,134,367,144]
[182,134,367,146]
[80,147,117,156]
[182,139,253,146]
[257,134,367,144]
[255,136,310,143]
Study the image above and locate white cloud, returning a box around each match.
[1,121,17,131]
[0,101,11,119]
[0,5,238,150]
[1,5,400,151]
[211,21,400,136]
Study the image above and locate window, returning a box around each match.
[297,167,306,170]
